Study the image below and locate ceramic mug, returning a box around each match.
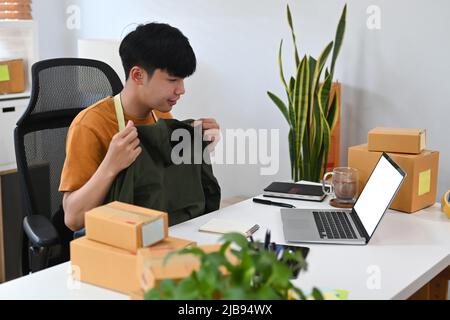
[322,167,359,204]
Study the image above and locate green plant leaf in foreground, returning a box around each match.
[145,231,320,300]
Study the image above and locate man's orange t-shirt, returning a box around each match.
[58,96,173,192]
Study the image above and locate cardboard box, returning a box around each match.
[70,236,140,294]
[128,289,145,300]
[348,144,439,213]
[85,201,168,253]
[368,127,426,154]
[136,236,197,288]
[139,244,234,291]
[0,59,26,94]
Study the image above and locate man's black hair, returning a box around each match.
[119,22,196,80]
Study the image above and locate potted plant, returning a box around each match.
[267,4,347,182]
[144,232,323,300]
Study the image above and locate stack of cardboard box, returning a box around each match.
[348,128,439,213]
[70,201,197,296]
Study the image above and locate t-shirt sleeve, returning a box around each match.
[59,123,106,192]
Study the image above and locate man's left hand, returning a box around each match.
[192,118,221,150]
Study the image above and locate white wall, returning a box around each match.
[39,0,449,200]
[32,0,77,59]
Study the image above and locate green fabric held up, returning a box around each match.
[105,119,221,226]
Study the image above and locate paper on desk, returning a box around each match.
[199,218,254,235]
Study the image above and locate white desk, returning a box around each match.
[0,197,448,300]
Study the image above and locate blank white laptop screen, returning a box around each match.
[354,156,404,237]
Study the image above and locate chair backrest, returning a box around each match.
[14,58,123,271]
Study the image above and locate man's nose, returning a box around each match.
[175,80,185,95]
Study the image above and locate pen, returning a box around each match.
[253,198,296,208]
[277,247,285,261]
[264,230,271,250]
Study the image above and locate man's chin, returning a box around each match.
[154,105,173,113]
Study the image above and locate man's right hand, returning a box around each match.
[102,120,142,176]
[64,120,142,231]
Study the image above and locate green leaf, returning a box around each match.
[145,279,177,300]
[308,56,317,105]
[288,129,295,179]
[220,232,249,249]
[286,4,300,67]
[174,276,202,299]
[310,98,323,180]
[310,41,333,104]
[278,40,290,98]
[330,4,347,78]
[321,118,331,180]
[267,91,290,125]
[319,73,332,116]
[291,287,307,300]
[177,246,206,259]
[145,231,310,300]
[289,76,295,94]
[312,287,325,300]
[293,55,309,182]
[326,89,339,130]
[222,286,248,300]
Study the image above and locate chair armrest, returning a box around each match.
[23,215,59,248]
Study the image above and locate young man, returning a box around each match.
[59,23,220,231]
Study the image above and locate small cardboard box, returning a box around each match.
[348,144,439,213]
[139,244,233,291]
[128,289,145,300]
[368,127,426,154]
[136,236,197,287]
[85,201,168,253]
[70,236,140,294]
[0,59,26,94]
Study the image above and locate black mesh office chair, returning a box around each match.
[14,58,123,274]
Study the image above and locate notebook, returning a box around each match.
[199,218,254,235]
[263,181,330,202]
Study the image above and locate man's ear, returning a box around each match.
[129,66,145,84]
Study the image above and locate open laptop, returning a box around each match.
[281,152,406,245]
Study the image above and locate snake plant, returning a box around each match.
[268,4,347,182]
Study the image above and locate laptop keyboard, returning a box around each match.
[313,211,358,239]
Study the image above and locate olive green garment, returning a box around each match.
[105,119,221,226]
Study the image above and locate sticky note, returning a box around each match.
[418,169,431,196]
[0,64,10,82]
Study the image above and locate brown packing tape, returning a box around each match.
[108,201,169,233]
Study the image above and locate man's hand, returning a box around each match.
[103,120,142,175]
[63,120,141,231]
[192,118,221,150]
